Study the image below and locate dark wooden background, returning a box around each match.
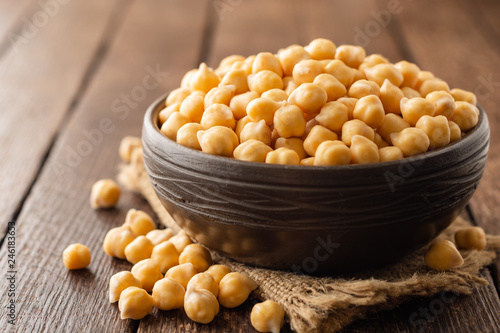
[0,0,499,332]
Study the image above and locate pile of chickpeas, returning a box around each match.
[159,38,479,166]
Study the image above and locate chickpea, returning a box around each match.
[118,287,154,320]
[315,101,348,133]
[90,179,121,209]
[124,209,156,237]
[278,45,310,77]
[252,52,283,77]
[394,60,420,88]
[159,103,181,124]
[246,98,282,125]
[124,236,154,265]
[248,70,283,95]
[206,264,231,284]
[131,259,163,292]
[351,68,366,83]
[273,104,306,138]
[341,119,375,146]
[415,115,450,150]
[220,69,249,95]
[337,97,358,120]
[293,59,324,84]
[455,227,487,251]
[335,44,366,68]
[197,126,239,157]
[313,73,346,102]
[413,70,435,90]
[239,120,272,146]
[265,147,300,165]
[401,86,421,99]
[377,114,410,144]
[184,287,220,324]
[348,79,380,99]
[274,137,307,160]
[390,127,430,157]
[204,85,236,109]
[251,300,285,333]
[400,97,435,126]
[450,88,477,105]
[109,271,142,303]
[364,63,403,87]
[379,79,404,114]
[350,135,379,164]
[189,63,220,93]
[177,123,204,150]
[119,136,142,163]
[352,95,385,129]
[314,140,351,166]
[358,54,389,73]
[166,87,191,107]
[179,243,213,273]
[419,79,450,97]
[325,59,354,87]
[261,88,288,102]
[218,272,257,308]
[178,94,203,123]
[230,91,259,120]
[288,83,328,114]
[425,91,456,120]
[187,272,219,297]
[304,125,339,156]
[233,139,273,162]
[300,157,315,165]
[151,240,179,273]
[165,262,197,289]
[218,54,246,72]
[103,226,135,259]
[452,101,479,131]
[201,103,235,129]
[160,112,190,141]
[448,120,462,142]
[145,228,173,246]
[379,146,404,162]
[169,231,193,253]
[301,118,320,140]
[152,277,185,311]
[373,132,389,148]
[305,38,336,60]
[424,240,464,271]
[181,69,197,89]
[62,243,91,270]
[283,76,299,96]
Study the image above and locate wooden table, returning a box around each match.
[1,0,499,332]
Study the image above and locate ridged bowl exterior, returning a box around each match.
[142,94,489,274]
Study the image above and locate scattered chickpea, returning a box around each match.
[184,287,220,324]
[118,286,154,320]
[124,236,154,265]
[314,140,351,166]
[169,231,193,253]
[304,125,339,156]
[103,226,136,259]
[131,259,163,292]
[218,272,257,308]
[350,135,380,164]
[390,127,430,157]
[187,272,219,297]
[90,179,121,209]
[119,136,142,163]
[197,126,239,157]
[251,300,285,333]
[239,120,272,146]
[206,264,232,284]
[165,262,197,289]
[151,240,179,273]
[415,115,450,150]
[424,240,464,271]
[109,271,142,303]
[233,139,273,163]
[124,209,156,237]
[455,227,487,251]
[62,243,91,270]
[152,277,185,311]
[179,243,213,273]
[453,101,479,132]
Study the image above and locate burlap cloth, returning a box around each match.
[118,143,500,333]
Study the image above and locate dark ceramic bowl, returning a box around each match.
[142,93,489,274]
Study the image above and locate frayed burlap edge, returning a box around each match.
[118,144,500,333]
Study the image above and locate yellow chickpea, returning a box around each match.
[159,103,181,125]
[351,68,366,83]
[305,38,336,60]
[352,95,385,129]
[90,179,121,209]
[315,101,348,133]
[373,132,389,148]
[165,262,197,289]
[413,70,435,90]
[415,115,450,150]
[204,85,236,109]
[455,227,487,251]
[103,226,136,259]
[364,63,403,87]
[119,136,142,163]
[233,139,273,163]
[379,79,404,114]
[181,69,197,89]
[177,123,204,150]
[187,272,219,297]
[218,54,246,71]
[348,79,380,99]
[377,114,410,144]
[252,52,283,77]
[394,60,420,88]
[109,271,142,303]
[261,88,288,102]
[424,240,464,271]
[341,119,375,146]
[349,135,379,164]
[251,300,285,333]
[288,83,328,114]
[124,209,156,237]
[62,243,91,270]
[166,87,191,107]
[145,228,173,246]
[401,86,421,99]
[169,230,193,253]
[358,54,389,73]
[124,236,154,265]
[265,147,300,165]
[400,97,435,126]
[180,94,204,123]
[274,137,307,160]
[283,76,299,96]
[131,259,163,292]
[184,287,220,324]
[335,44,366,68]
[312,73,346,102]
[425,91,456,120]
[218,272,257,308]
[206,265,231,284]
[325,59,354,87]
[390,127,430,157]
[239,120,271,146]
[160,112,190,141]
[452,101,479,131]
[152,277,185,311]
[118,286,154,320]
[314,140,351,166]
[151,240,179,273]
[379,146,404,162]
[419,79,450,97]
[197,126,239,157]
[189,63,220,93]
[179,243,213,273]
[337,97,358,120]
[300,157,315,165]
[220,69,249,95]
[448,120,462,142]
[200,103,235,129]
[304,125,339,156]
[230,91,259,120]
[273,104,306,138]
[278,45,310,77]
[450,88,477,105]
[246,97,282,125]
[293,59,324,84]
[248,70,283,95]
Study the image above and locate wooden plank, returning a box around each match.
[0,0,125,232]
[0,0,207,331]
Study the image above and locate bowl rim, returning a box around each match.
[144,92,489,171]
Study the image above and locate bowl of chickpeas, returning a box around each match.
[142,39,489,274]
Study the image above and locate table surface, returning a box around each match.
[0,0,499,332]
